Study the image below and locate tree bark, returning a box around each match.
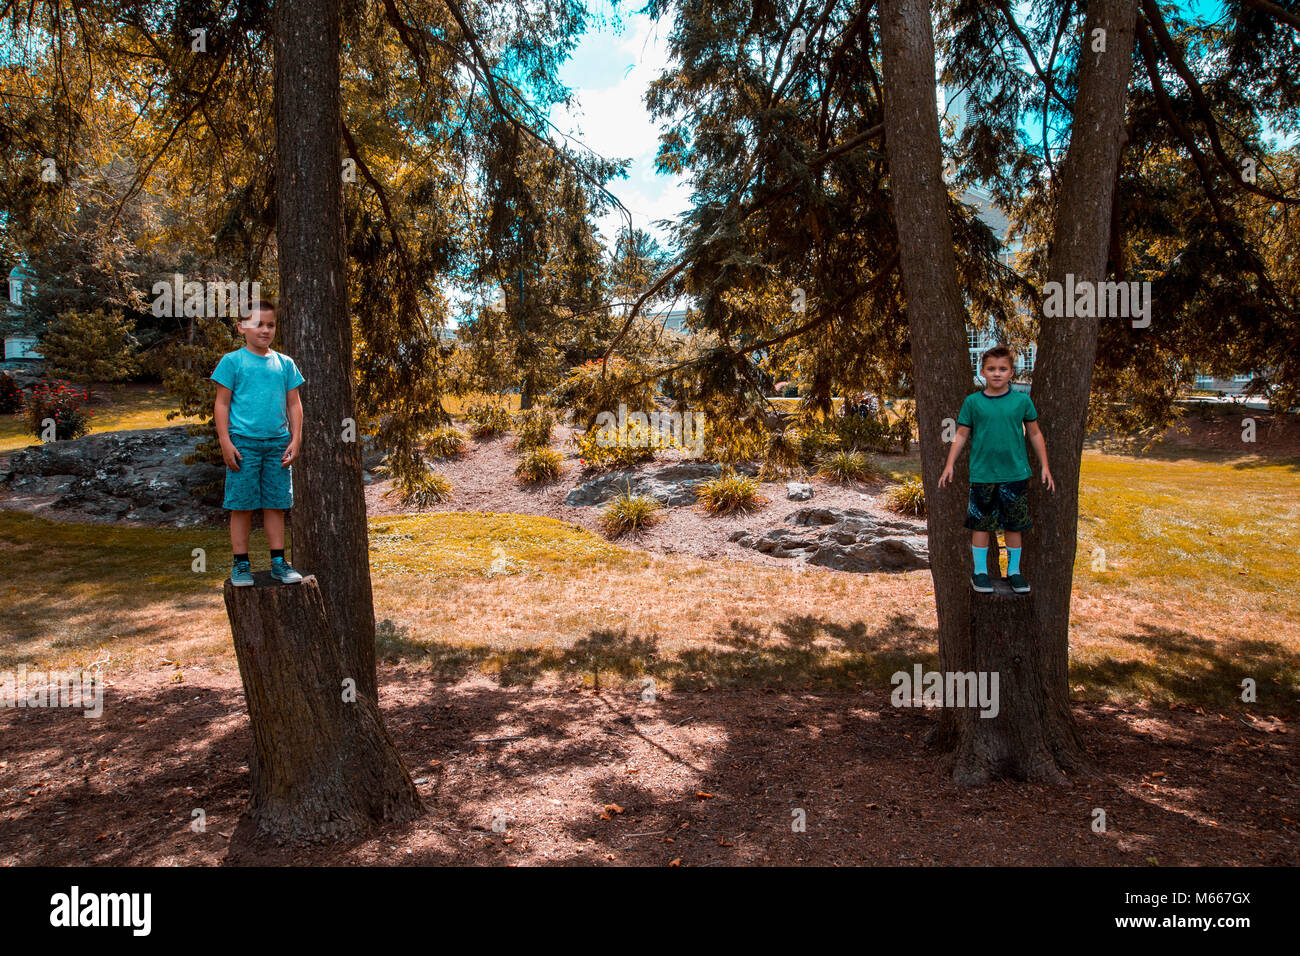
[224,573,422,847]
[878,0,977,754]
[275,0,379,701]
[952,580,1065,784]
[1026,0,1140,771]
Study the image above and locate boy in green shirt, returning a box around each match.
[939,345,1055,594]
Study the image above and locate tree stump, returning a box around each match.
[223,572,423,846]
[951,578,1067,785]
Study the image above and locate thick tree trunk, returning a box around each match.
[878,0,978,755]
[275,0,378,701]
[1026,0,1140,771]
[224,573,422,847]
[952,580,1065,784]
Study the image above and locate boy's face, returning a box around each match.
[239,309,276,350]
[982,357,1013,389]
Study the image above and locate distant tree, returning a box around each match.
[38,307,141,383]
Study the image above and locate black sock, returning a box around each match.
[271,549,284,561]
[234,552,249,564]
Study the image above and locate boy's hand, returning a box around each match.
[281,439,300,467]
[221,442,242,471]
[1041,465,1055,492]
[938,463,954,488]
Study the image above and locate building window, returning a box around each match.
[1195,374,1213,387]
[1233,373,1252,383]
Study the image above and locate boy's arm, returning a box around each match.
[938,424,970,487]
[1024,420,1054,492]
[214,386,241,471]
[282,388,303,466]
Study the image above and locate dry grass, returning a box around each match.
[1,449,1297,712]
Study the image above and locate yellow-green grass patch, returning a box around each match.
[0,385,199,456]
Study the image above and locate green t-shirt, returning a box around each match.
[956,388,1037,483]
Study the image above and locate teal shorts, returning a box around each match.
[223,433,293,511]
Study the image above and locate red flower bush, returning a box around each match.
[26,379,93,441]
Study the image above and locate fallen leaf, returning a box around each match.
[669,858,681,867]
[604,803,625,815]
[695,791,715,800]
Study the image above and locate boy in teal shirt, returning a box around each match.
[939,345,1055,594]
[212,298,305,587]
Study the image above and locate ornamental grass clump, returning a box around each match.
[696,469,765,515]
[599,491,662,537]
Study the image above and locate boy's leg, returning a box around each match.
[998,482,1031,591]
[965,484,999,591]
[263,508,285,550]
[230,510,253,554]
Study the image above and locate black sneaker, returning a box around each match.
[1008,572,1031,593]
[971,572,993,593]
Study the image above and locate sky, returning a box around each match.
[553,10,690,251]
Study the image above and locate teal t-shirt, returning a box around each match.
[211,348,305,439]
[956,388,1037,483]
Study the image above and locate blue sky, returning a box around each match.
[554,10,689,250]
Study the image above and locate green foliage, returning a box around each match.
[513,407,554,449]
[158,315,238,467]
[515,446,563,484]
[704,417,767,466]
[426,426,468,459]
[795,421,841,465]
[25,381,92,441]
[0,373,23,414]
[762,428,802,474]
[551,357,658,432]
[885,476,926,516]
[599,491,662,537]
[571,416,660,471]
[818,450,877,483]
[466,399,513,439]
[38,308,141,384]
[696,469,765,515]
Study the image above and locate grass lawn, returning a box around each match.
[0,384,200,456]
[2,446,1296,715]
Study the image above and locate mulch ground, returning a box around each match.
[2,664,1294,866]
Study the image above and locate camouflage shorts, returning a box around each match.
[964,479,1031,533]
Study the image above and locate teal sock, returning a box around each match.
[972,546,988,575]
[1007,547,1022,576]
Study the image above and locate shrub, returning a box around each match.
[466,399,512,439]
[513,407,555,449]
[38,308,141,384]
[516,446,564,484]
[833,413,892,452]
[426,426,468,459]
[796,424,840,465]
[573,422,657,471]
[0,372,23,414]
[763,429,802,474]
[704,418,766,466]
[817,449,877,483]
[552,356,657,431]
[25,380,93,441]
[696,469,765,515]
[885,475,926,516]
[393,470,453,506]
[599,491,662,537]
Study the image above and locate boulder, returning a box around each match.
[785,482,814,501]
[730,506,928,572]
[2,426,226,527]
[565,462,725,507]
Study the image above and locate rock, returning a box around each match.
[785,481,814,501]
[730,506,928,572]
[565,462,727,507]
[1,426,226,527]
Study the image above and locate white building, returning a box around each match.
[5,262,43,361]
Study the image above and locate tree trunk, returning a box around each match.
[952,580,1065,784]
[1026,0,1140,772]
[224,573,422,847]
[878,0,978,754]
[275,0,378,701]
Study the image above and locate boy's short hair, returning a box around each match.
[247,297,277,316]
[980,345,1016,368]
